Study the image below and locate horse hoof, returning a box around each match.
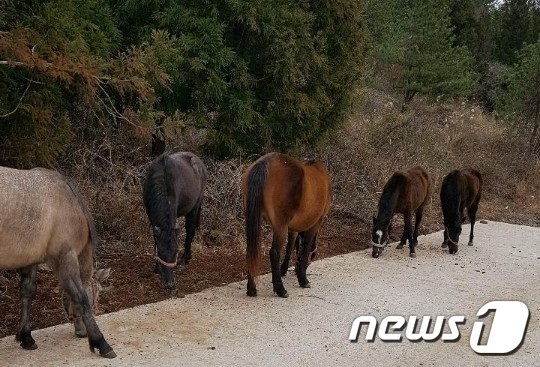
[372,252,380,258]
[280,268,288,277]
[246,289,257,297]
[468,241,473,246]
[21,342,37,350]
[409,253,417,258]
[300,282,311,289]
[101,350,117,359]
[441,243,448,248]
[75,331,87,338]
[396,244,404,249]
[276,291,289,298]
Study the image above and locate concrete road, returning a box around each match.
[0,221,539,366]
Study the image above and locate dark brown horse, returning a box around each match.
[241,152,331,298]
[0,166,115,358]
[143,152,207,289]
[371,167,431,258]
[440,169,482,254]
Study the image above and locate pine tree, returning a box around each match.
[497,38,540,153]
[494,0,537,65]
[403,0,477,107]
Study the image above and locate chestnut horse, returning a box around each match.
[0,166,115,358]
[440,169,482,254]
[371,167,431,258]
[241,153,331,298]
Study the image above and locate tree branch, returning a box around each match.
[0,80,31,118]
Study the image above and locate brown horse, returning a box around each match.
[0,166,115,358]
[371,167,431,258]
[440,169,482,254]
[241,152,331,298]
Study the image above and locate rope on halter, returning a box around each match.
[154,243,178,268]
[154,253,178,268]
[372,241,387,248]
[446,237,459,248]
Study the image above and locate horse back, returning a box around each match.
[162,152,207,216]
[394,166,430,213]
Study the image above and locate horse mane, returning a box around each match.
[143,154,174,233]
[440,170,461,225]
[376,172,406,226]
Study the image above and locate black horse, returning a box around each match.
[143,152,207,289]
[440,169,482,254]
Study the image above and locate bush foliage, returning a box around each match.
[1,0,539,165]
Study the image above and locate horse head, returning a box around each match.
[63,268,111,337]
[152,224,179,290]
[445,222,462,254]
[371,216,392,258]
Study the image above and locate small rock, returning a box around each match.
[480,220,488,224]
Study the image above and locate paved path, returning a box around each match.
[0,221,539,366]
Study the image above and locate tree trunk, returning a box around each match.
[151,119,166,158]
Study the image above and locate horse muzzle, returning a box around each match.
[371,241,387,258]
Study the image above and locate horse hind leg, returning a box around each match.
[179,204,201,267]
[295,225,319,289]
[397,231,406,249]
[413,209,424,246]
[403,211,416,257]
[442,228,449,248]
[16,265,38,350]
[59,250,115,358]
[468,201,479,246]
[280,232,298,276]
[270,226,288,298]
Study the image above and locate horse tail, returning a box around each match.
[245,159,268,279]
[63,177,99,250]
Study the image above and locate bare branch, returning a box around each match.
[0,80,31,118]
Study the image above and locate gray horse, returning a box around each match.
[143,152,207,290]
[0,166,115,358]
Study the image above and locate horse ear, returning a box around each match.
[95,268,111,283]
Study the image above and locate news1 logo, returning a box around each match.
[349,301,530,355]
